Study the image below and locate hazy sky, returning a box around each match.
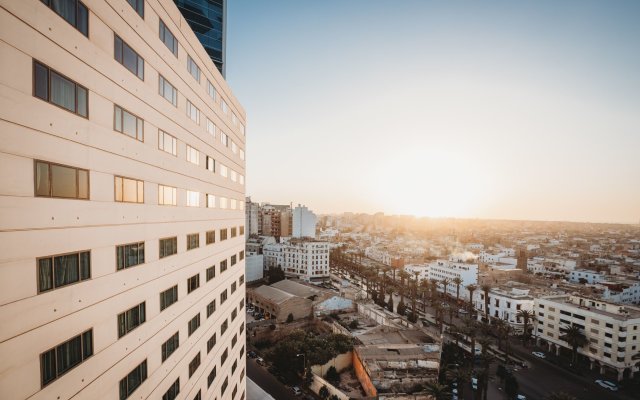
[226,1,640,224]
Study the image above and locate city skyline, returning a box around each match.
[228,0,640,224]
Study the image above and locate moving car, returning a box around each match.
[247,351,257,358]
[517,395,527,400]
[292,386,302,396]
[595,380,618,391]
[532,351,546,359]
[256,357,265,366]
[471,377,478,390]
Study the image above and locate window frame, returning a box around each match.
[40,329,93,387]
[159,19,178,57]
[114,34,144,80]
[40,0,89,37]
[114,175,144,203]
[116,241,145,271]
[34,160,90,200]
[37,250,91,293]
[33,61,89,118]
[113,104,144,141]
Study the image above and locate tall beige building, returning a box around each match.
[0,1,246,399]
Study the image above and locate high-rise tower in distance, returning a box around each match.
[0,0,246,398]
[175,0,226,77]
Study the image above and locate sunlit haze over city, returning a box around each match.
[228,0,640,223]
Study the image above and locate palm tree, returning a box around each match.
[492,317,507,351]
[463,317,479,360]
[429,278,439,306]
[517,309,536,345]
[446,366,471,399]
[420,279,430,312]
[424,382,451,400]
[441,278,451,301]
[545,392,577,400]
[560,325,587,365]
[480,284,492,322]
[452,277,464,304]
[465,284,477,317]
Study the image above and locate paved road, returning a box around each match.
[246,358,298,400]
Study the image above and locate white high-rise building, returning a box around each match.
[0,1,246,399]
[292,204,317,238]
[264,239,329,281]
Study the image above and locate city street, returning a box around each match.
[246,357,299,400]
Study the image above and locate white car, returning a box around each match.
[532,351,546,359]
[471,377,478,390]
[517,395,527,400]
[595,380,618,391]
[292,386,302,396]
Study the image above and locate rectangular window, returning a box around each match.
[207,80,217,101]
[188,352,201,377]
[220,289,228,304]
[240,149,245,160]
[239,226,245,236]
[206,156,215,172]
[161,332,179,362]
[159,285,178,311]
[187,233,199,250]
[230,199,237,209]
[231,255,237,266]
[207,299,216,317]
[114,105,143,141]
[219,197,228,209]
[231,141,238,154]
[207,334,216,354]
[239,275,245,285]
[220,164,228,178]
[186,145,199,164]
[207,366,216,387]
[158,130,177,156]
[40,329,93,387]
[119,359,147,400]
[115,176,144,203]
[35,160,89,200]
[188,313,200,336]
[158,185,177,206]
[206,265,215,281]
[186,100,200,124]
[206,119,216,137]
[34,61,88,117]
[187,274,200,293]
[230,170,238,183]
[220,228,228,241]
[220,132,228,147]
[118,302,146,338]
[114,35,144,80]
[221,99,228,114]
[159,237,177,258]
[231,227,237,238]
[116,242,145,270]
[206,194,216,208]
[240,174,245,185]
[232,112,238,126]
[186,190,200,207]
[127,0,144,17]
[231,282,237,294]
[206,230,215,245]
[162,378,180,400]
[187,55,201,82]
[40,0,88,36]
[220,259,228,273]
[159,19,178,57]
[158,75,177,106]
[38,250,91,293]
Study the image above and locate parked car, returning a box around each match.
[517,395,527,400]
[459,308,468,314]
[292,386,302,396]
[532,351,546,359]
[595,380,618,391]
[471,377,478,390]
[256,357,265,366]
[247,351,257,359]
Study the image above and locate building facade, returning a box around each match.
[292,204,317,238]
[0,1,245,399]
[474,287,535,334]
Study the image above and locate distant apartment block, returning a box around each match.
[264,239,330,281]
[0,1,245,398]
[292,204,317,238]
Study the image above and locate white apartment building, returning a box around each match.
[365,246,392,266]
[601,282,640,305]
[474,287,535,334]
[263,242,285,269]
[569,269,606,284]
[430,260,478,300]
[535,295,640,381]
[292,204,317,238]
[264,239,330,281]
[404,264,430,282]
[245,254,264,283]
[0,1,246,399]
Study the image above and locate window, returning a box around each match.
[220,164,228,178]
[160,285,178,311]
[231,141,238,154]
[220,289,228,304]
[221,377,228,395]
[40,329,93,387]
[206,230,215,245]
[187,55,201,82]
[159,75,177,106]
[220,259,228,273]
[119,362,147,400]
[231,282,237,294]
[188,352,201,377]
[231,227,237,238]
[239,275,245,285]
[206,156,215,172]
[240,250,245,260]
[187,100,200,123]
[207,299,216,317]
[187,233,199,250]
[35,160,89,199]
[187,274,200,293]
[240,175,245,185]
[158,131,177,156]
[206,265,215,281]
[186,190,200,207]
[118,302,146,338]
[193,390,201,400]
[162,378,180,400]
[232,112,238,125]
[161,332,179,362]
[240,322,245,334]
[207,80,217,101]
[221,99,228,114]
[239,226,245,235]
[158,185,177,206]
[116,242,145,270]
[114,105,143,141]
[232,359,237,373]
[207,366,216,387]
[186,145,199,164]
[127,0,144,17]
[231,255,237,266]
[220,132,229,147]
[34,61,88,117]
[159,237,177,258]
[221,348,228,364]
[240,149,245,160]
[231,308,237,320]
[206,194,216,208]
[219,197,228,209]
[114,35,144,80]
[220,228,228,241]
[206,119,216,137]
[38,250,90,293]
[188,313,200,336]
[115,176,144,203]
[159,19,178,56]
[207,333,217,353]
[40,0,88,36]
